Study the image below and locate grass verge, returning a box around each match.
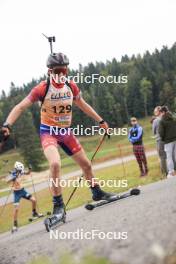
[0,117,155,192]
[0,155,162,233]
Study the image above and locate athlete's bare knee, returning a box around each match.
[50,161,60,173]
[82,160,92,172]
[30,196,36,203]
[14,206,19,213]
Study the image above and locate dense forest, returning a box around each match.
[0,43,176,169]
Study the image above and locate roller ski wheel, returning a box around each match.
[11,226,18,234]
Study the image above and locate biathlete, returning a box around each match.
[2,52,115,221]
[6,162,41,232]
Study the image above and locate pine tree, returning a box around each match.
[140,77,152,117]
[14,110,44,171]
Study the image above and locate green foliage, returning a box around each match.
[28,253,113,264]
[0,81,44,169]
[14,110,44,170]
[1,44,176,167]
[0,154,161,233]
[140,77,152,116]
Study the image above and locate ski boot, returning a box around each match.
[32,211,43,218]
[44,204,66,232]
[29,210,44,222]
[91,185,117,201]
[11,225,18,234]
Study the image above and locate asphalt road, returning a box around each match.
[0,177,176,264]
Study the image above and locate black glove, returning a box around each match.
[1,122,11,141]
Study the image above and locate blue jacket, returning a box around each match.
[128,124,143,145]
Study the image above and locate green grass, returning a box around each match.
[28,253,113,264]
[0,116,156,194]
[28,248,176,264]
[0,190,9,198]
[0,155,162,233]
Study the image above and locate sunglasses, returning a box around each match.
[52,67,67,75]
[131,120,137,122]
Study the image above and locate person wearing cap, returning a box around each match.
[128,117,148,177]
[152,106,167,175]
[1,52,116,221]
[158,106,176,178]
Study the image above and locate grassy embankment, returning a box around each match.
[0,117,162,233]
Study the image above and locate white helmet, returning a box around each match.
[14,161,24,174]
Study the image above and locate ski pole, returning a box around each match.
[29,168,40,213]
[118,144,127,178]
[0,159,11,219]
[47,173,53,197]
[0,187,12,219]
[65,133,108,209]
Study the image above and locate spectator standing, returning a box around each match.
[128,117,148,177]
[152,106,167,175]
[158,106,176,178]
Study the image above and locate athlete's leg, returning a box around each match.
[13,191,20,228]
[41,134,65,217]
[59,132,95,185]
[44,145,62,196]
[72,149,96,185]
[60,132,116,201]
[12,203,19,230]
[29,196,42,217]
[72,148,116,201]
[44,145,65,216]
[29,196,36,211]
[13,205,19,222]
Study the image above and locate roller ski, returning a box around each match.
[91,185,118,202]
[44,204,66,232]
[28,211,44,222]
[85,187,141,210]
[11,225,18,234]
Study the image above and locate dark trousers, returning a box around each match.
[133,144,148,174]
